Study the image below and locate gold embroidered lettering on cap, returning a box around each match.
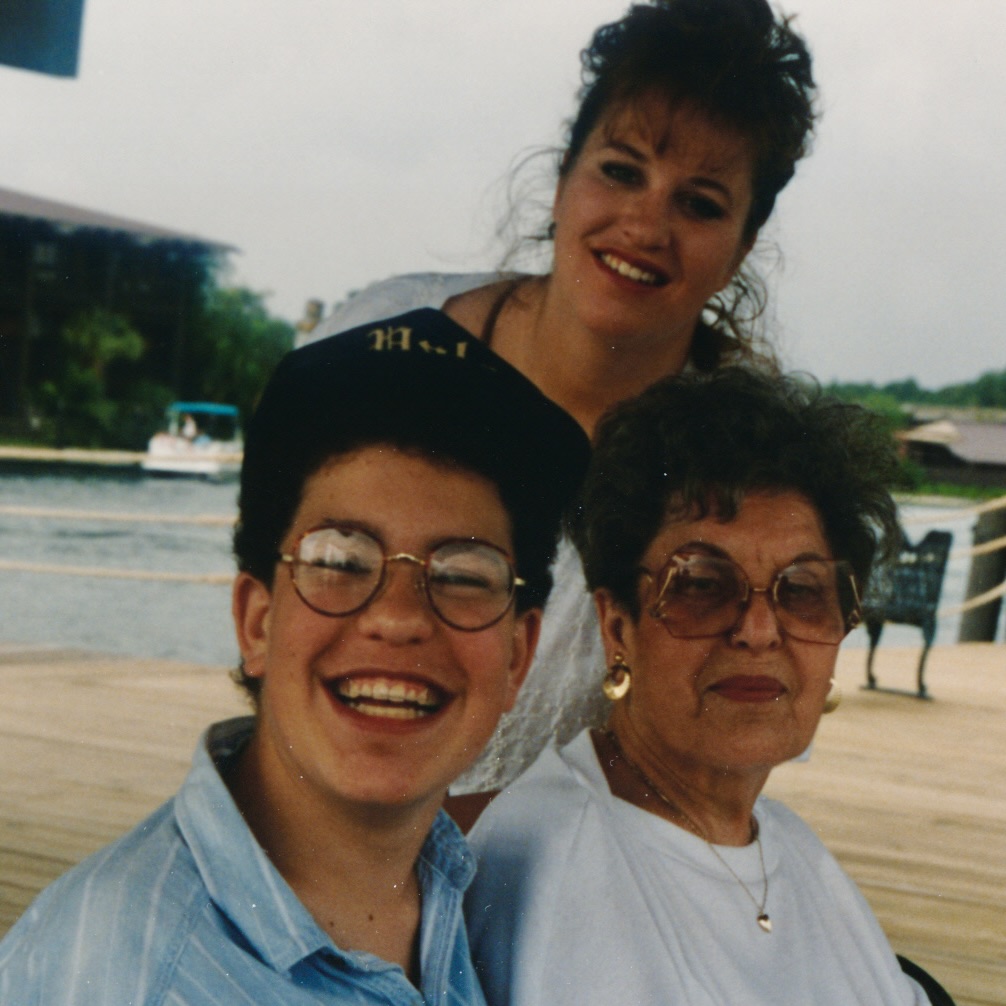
[368,325,412,351]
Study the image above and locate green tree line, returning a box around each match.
[34,287,294,449]
[825,369,1006,497]
[825,370,1006,414]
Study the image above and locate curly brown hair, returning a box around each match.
[564,0,816,239]
[570,368,900,618]
[505,0,816,370]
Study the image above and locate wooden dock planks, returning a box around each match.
[0,643,1002,1003]
[766,643,1006,1005]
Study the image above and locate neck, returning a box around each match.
[227,732,435,980]
[596,720,765,847]
[494,276,695,435]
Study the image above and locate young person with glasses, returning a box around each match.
[0,310,589,1006]
[465,368,955,1005]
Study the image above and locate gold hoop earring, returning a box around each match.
[823,677,842,714]
[602,652,632,701]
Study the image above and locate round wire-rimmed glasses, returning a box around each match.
[278,524,524,631]
[641,550,862,645]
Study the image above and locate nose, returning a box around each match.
[355,555,436,643]
[727,588,783,651]
[620,188,674,250]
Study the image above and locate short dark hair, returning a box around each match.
[570,368,900,618]
[564,0,816,239]
[234,310,590,698]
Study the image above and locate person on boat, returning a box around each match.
[304,0,818,799]
[0,309,589,1005]
[465,368,954,1006]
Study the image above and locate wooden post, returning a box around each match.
[958,508,1006,642]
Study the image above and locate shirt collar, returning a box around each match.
[175,717,477,975]
[417,805,477,894]
[175,718,330,973]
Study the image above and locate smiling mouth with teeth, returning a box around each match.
[597,252,666,287]
[331,677,447,720]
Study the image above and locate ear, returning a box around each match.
[502,608,542,711]
[232,571,274,679]
[595,588,638,666]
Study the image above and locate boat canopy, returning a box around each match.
[166,402,240,416]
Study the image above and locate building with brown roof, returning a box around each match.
[900,417,1006,488]
[0,185,232,430]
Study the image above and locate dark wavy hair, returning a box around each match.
[564,0,816,238]
[506,0,816,370]
[570,368,900,618]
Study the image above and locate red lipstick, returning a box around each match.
[709,676,785,703]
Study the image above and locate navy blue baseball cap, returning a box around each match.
[237,309,591,608]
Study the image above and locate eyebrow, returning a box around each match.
[604,139,647,162]
[670,543,833,566]
[306,519,511,556]
[601,140,735,201]
[671,541,728,560]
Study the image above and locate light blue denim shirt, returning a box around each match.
[0,717,486,1006]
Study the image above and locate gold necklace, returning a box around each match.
[603,729,772,933]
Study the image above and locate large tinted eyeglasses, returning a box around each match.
[278,525,524,631]
[642,550,861,645]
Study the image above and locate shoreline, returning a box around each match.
[1,445,1000,506]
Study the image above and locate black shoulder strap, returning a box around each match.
[480,279,521,348]
[897,955,956,1006]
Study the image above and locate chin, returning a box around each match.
[349,782,445,813]
[713,734,806,773]
[587,302,687,351]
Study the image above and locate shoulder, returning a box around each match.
[757,795,834,858]
[305,272,500,344]
[757,794,838,868]
[466,734,611,920]
[465,735,616,1004]
[0,800,205,1006]
[757,795,877,908]
[472,740,595,853]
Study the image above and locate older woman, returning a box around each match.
[465,368,954,1005]
[307,0,818,796]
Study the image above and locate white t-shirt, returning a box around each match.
[466,730,929,1006]
[304,274,611,793]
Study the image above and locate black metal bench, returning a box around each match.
[861,529,953,699]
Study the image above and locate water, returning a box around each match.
[0,471,240,666]
[0,471,1000,665]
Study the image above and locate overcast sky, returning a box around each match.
[2,0,1003,387]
